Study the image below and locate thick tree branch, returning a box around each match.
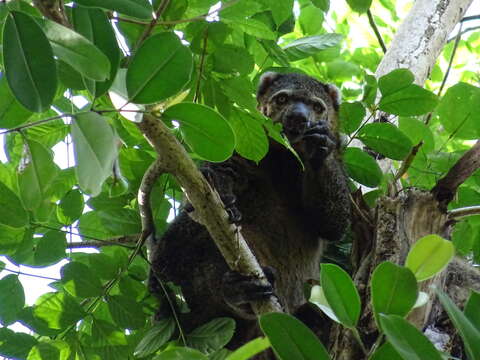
[136,114,282,314]
[431,140,480,207]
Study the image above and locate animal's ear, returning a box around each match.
[324,84,341,111]
[257,72,282,100]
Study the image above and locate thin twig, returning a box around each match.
[0,113,74,135]
[67,240,136,249]
[194,28,209,103]
[461,14,480,22]
[448,205,480,220]
[367,10,387,54]
[438,22,463,97]
[447,25,480,42]
[2,267,59,281]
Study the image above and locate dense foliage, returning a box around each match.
[0,0,479,359]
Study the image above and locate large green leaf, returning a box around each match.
[357,123,412,160]
[33,231,66,267]
[436,82,480,139]
[163,103,235,162]
[369,342,403,360]
[40,19,110,81]
[0,275,25,326]
[57,189,84,225]
[320,264,361,327]
[3,11,57,112]
[212,44,254,76]
[97,208,141,235]
[378,85,439,116]
[72,6,121,96]
[283,34,343,61]
[107,295,146,330]
[71,112,118,196]
[346,0,372,13]
[228,109,268,163]
[134,319,175,358]
[0,75,32,128]
[464,290,480,332]
[379,314,442,360]
[0,328,37,360]
[33,292,86,330]
[226,337,271,360]
[436,289,480,360]
[127,32,193,104]
[153,347,208,360]
[259,313,330,360]
[27,340,71,360]
[339,101,365,134]
[61,262,103,298]
[187,318,235,354]
[222,18,276,40]
[0,180,28,228]
[18,139,59,210]
[405,235,454,281]
[371,262,418,324]
[74,0,152,20]
[343,147,383,187]
[378,69,415,97]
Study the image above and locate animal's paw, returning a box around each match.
[302,122,337,169]
[222,269,275,319]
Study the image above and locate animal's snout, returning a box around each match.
[283,102,311,137]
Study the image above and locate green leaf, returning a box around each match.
[379,314,442,360]
[40,18,110,81]
[153,347,208,360]
[127,32,193,104]
[212,45,254,76]
[436,82,480,139]
[283,34,343,61]
[369,342,403,360]
[134,319,176,358]
[259,313,330,360]
[320,264,361,327]
[405,235,455,281]
[74,0,152,20]
[0,75,32,128]
[0,180,29,228]
[312,0,330,11]
[72,6,121,96]
[107,295,146,329]
[357,123,413,160]
[378,69,415,97]
[398,117,434,152]
[378,84,439,116]
[309,285,340,323]
[339,102,365,134]
[3,11,57,112]
[346,0,372,13]
[33,292,86,330]
[27,340,71,360]
[226,337,270,360]
[228,109,268,163]
[343,147,383,187]
[371,262,418,324]
[187,318,236,354]
[71,112,118,196]
[57,189,84,225]
[97,208,141,236]
[0,275,25,325]
[0,328,37,360]
[464,290,480,332]
[436,288,480,360]
[33,231,66,267]
[222,18,276,40]
[163,103,235,162]
[61,262,103,298]
[0,224,26,256]
[18,139,59,210]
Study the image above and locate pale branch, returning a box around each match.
[136,114,283,314]
[431,140,480,207]
[448,205,480,220]
[367,10,387,54]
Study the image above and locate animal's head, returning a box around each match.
[257,72,341,143]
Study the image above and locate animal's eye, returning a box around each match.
[313,102,325,113]
[275,94,288,105]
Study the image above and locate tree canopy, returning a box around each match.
[0,0,479,359]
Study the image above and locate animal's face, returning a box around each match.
[257,72,340,143]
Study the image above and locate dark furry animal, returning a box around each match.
[149,72,351,351]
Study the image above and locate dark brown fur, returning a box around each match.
[149,72,351,354]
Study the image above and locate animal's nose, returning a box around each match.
[284,103,310,135]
